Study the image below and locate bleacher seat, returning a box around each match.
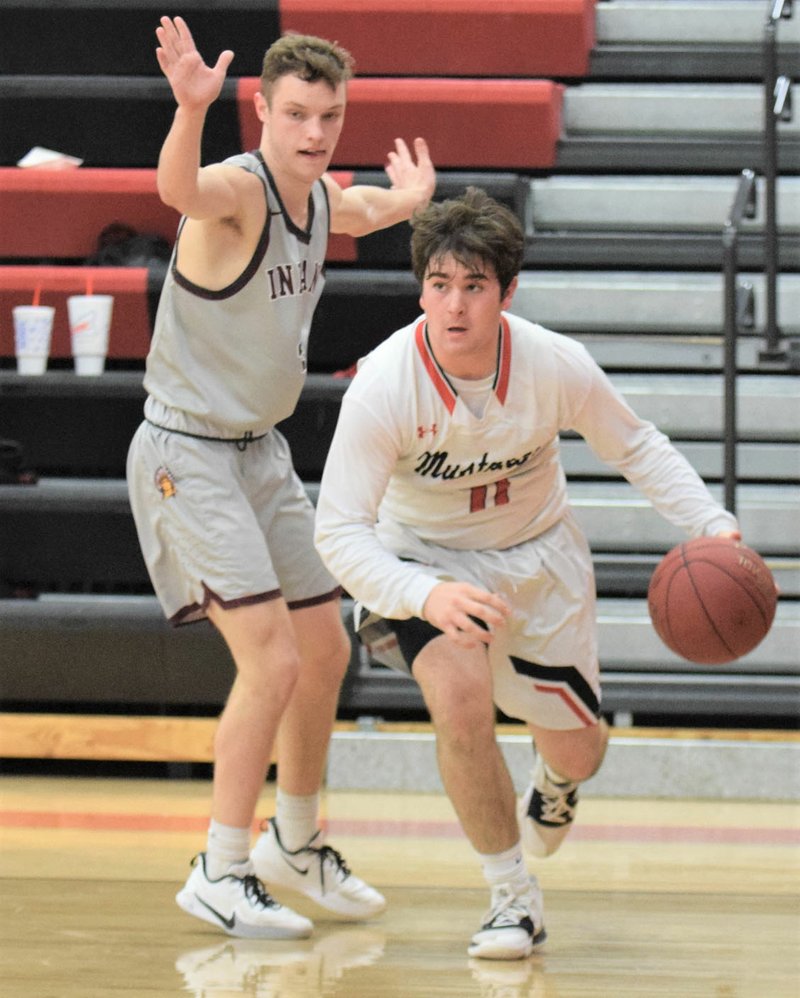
[0,166,524,268]
[0,0,595,78]
[238,77,564,170]
[7,266,795,370]
[2,370,797,479]
[0,266,155,361]
[591,0,800,79]
[1,0,798,735]
[279,0,596,77]
[0,168,180,261]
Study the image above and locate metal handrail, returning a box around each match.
[722,170,758,517]
[761,0,794,362]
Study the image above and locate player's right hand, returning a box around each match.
[422,581,510,649]
[155,15,234,111]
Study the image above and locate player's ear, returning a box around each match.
[501,276,518,310]
[254,90,268,123]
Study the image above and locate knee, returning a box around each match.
[247,645,302,704]
[535,718,609,783]
[303,619,352,687]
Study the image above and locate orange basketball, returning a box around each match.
[647,537,777,665]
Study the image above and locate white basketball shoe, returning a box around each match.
[251,818,387,919]
[175,852,313,939]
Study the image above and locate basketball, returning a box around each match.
[647,537,778,665]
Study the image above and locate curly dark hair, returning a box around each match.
[410,186,524,296]
[261,32,355,103]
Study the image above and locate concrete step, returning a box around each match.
[526,175,800,234]
[512,271,800,336]
[563,83,800,136]
[595,1,799,46]
[326,726,800,799]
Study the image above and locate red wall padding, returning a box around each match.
[0,266,151,359]
[239,78,564,169]
[0,168,358,264]
[280,0,596,77]
[0,169,180,259]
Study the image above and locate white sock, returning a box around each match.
[476,842,530,895]
[274,788,320,851]
[544,762,574,786]
[205,819,251,879]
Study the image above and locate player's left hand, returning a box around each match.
[385,137,435,205]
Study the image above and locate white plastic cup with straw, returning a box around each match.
[68,277,113,375]
[13,285,54,375]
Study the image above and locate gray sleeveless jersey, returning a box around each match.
[143,151,329,437]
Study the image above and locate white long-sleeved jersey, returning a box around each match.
[315,313,738,620]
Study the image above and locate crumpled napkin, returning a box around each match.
[17,146,83,169]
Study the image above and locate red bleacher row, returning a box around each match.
[0,74,563,254]
[0,266,151,362]
[0,0,592,358]
[0,73,564,359]
[0,168,360,263]
[239,78,563,170]
[279,0,595,78]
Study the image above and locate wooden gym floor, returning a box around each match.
[0,771,798,997]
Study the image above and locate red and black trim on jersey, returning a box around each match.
[414,315,513,412]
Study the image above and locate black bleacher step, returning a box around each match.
[0,1,281,76]
[0,371,345,480]
[588,44,799,81]
[524,231,800,271]
[556,134,800,173]
[1,477,797,596]
[0,76,240,169]
[1,594,796,720]
[2,371,797,479]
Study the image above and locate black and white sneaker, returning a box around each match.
[175,852,313,939]
[468,876,547,960]
[518,755,579,857]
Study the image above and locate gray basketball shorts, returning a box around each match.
[356,513,601,731]
[127,420,339,625]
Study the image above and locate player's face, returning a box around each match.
[419,254,517,378]
[256,74,347,184]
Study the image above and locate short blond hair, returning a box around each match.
[261,32,354,103]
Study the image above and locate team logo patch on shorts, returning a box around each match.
[154,465,177,499]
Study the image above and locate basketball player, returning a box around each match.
[314,187,741,959]
[126,16,435,938]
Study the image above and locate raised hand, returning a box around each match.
[155,15,234,112]
[385,137,436,203]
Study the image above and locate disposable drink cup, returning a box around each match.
[67,294,113,376]
[13,305,55,375]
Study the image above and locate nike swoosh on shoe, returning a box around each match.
[197,896,236,930]
[281,855,310,877]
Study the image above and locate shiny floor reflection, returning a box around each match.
[1,776,797,997]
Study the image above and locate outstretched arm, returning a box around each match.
[155,16,240,219]
[325,137,436,237]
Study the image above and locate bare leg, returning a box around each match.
[413,635,518,855]
[276,598,351,795]
[249,600,386,919]
[207,597,300,828]
[528,717,610,782]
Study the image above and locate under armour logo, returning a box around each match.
[417,423,438,438]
